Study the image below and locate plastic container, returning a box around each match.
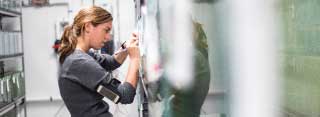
[5,74,12,102]
[0,32,3,56]
[8,32,13,55]
[17,32,22,53]
[4,32,9,56]
[19,72,24,96]
[11,73,17,99]
[13,32,17,55]
[15,0,22,13]
[2,0,8,10]
[0,78,4,103]
[2,75,8,103]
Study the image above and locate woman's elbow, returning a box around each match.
[118,82,136,104]
[120,93,136,104]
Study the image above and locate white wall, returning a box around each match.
[117,0,135,43]
[22,3,68,101]
[22,4,70,117]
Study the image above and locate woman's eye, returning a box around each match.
[105,29,110,33]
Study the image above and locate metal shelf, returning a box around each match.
[0,53,24,60]
[0,30,22,33]
[13,96,25,106]
[0,7,21,17]
[0,96,25,116]
[0,102,15,116]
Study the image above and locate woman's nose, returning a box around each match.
[105,34,111,41]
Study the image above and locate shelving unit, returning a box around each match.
[0,53,24,60]
[0,0,26,116]
[0,7,21,17]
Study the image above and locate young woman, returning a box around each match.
[58,6,140,117]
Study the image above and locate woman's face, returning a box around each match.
[88,21,113,50]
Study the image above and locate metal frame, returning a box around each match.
[0,0,26,116]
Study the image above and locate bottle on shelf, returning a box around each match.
[4,32,9,56]
[9,32,13,55]
[6,74,12,102]
[0,31,3,56]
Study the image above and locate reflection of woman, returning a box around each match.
[58,6,140,117]
[168,21,211,117]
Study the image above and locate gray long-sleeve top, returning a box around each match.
[58,49,136,117]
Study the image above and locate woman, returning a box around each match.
[58,6,140,117]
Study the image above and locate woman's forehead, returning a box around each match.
[100,21,112,28]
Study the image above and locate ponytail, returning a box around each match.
[58,25,77,64]
[58,6,113,64]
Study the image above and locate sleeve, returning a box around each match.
[90,52,122,71]
[68,56,136,103]
[67,58,109,91]
[195,50,210,77]
[117,82,136,104]
[99,78,136,104]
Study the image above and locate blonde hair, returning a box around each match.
[58,6,113,64]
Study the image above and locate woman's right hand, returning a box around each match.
[124,32,140,89]
[126,32,140,61]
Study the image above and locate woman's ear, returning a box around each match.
[84,22,93,33]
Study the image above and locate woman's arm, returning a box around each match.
[124,32,140,88]
[90,53,121,71]
[115,32,140,104]
[113,47,128,64]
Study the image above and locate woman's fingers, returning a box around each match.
[134,39,139,46]
[128,32,139,46]
[126,32,140,59]
[132,32,138,37]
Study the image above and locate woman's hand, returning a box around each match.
[126,32,140,61]
[125,32,140,89]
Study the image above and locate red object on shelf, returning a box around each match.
[31,0,49,6]
[52,40,61,53]
[52,44,60,49]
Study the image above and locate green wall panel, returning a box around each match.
[282,0,320,116]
